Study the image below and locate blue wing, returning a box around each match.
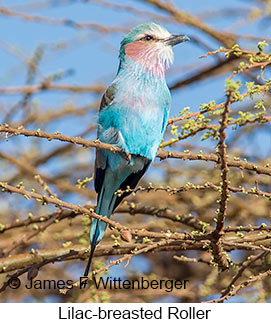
[84,81,170,276]
[94,83,151,211]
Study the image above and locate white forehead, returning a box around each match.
[138,23,171,40]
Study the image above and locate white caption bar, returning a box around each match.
[0,303,270,322]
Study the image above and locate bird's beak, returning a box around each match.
[164,34,190,46]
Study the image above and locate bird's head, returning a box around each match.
[119,22,189,78]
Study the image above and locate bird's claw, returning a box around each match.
[124,151,131,162]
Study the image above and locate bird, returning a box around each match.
[84,22,189,276]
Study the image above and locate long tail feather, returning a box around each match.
[83,242,97,276]
[83,183,117,276]
[84,158,150,276]
[84,216,102,276]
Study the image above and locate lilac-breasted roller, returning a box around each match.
[84,22,189,276]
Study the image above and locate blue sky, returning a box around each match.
[1,0,270,177]
[1,0,270,192]
[0,0,262,107]
[0,0,270,303]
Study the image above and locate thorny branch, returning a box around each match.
[210,91,232,271]
[1,125,271,176]
[0,0,271,302]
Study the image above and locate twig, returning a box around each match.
[220,251,269,299]
[206,269,271,303]
[0,7,127,32]
[0,241,208,274]
[0,249,78,293]
[0,83,105,95]
[1,125,271,176]
[143,0,236,47]
[59,239,174,294]
[0,182,193,241]
[211,91,232,270]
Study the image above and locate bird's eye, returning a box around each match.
[144,35,154,41]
